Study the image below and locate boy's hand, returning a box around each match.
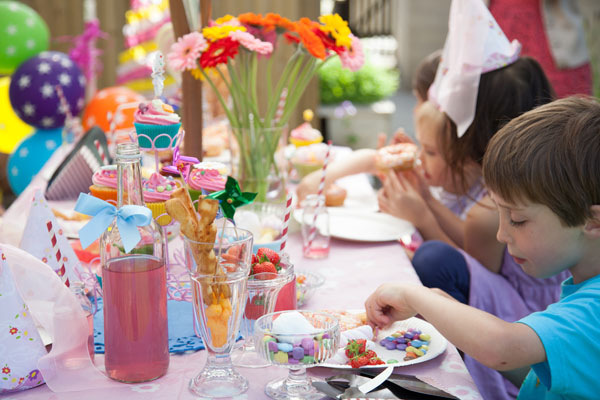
[365,283,418,329]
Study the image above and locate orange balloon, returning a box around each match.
[82,86,145,133]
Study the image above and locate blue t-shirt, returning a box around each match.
[517,274,600,399]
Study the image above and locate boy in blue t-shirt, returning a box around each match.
[364,96,600,399]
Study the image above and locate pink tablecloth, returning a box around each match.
[6,233,482,400]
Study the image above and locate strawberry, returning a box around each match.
[251,254,259,266]
[253,261,277,279]
[257,248,280,266]
[344,339,367,358]
[368,356,385,365]
[349,354,369,368]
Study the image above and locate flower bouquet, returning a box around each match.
[168,12,364,201]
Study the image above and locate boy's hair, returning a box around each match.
[412,50,441,102]
[441,57,555,193]
[483,96,600,227]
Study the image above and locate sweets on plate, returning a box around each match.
[379,328,431,361]
[375,143,418,172]
[325,184,347,207]
[89,165,118,204]
[133,99,181,149]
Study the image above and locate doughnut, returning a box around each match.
[375,143,418,171]
[325,184,347,207]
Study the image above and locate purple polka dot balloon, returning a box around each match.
[9,51,86,130]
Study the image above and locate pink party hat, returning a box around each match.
[428,0,521,137]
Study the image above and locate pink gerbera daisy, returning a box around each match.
[229,30,273,55]
[339,34,364,72]
[168,31,207,72]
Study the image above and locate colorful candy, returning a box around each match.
[379,328,430,361]
[262,332,332,365]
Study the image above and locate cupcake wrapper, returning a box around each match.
[89,185,118,203]
[290,137,323,147]
[134,122,181,150]
[146,201,172,226]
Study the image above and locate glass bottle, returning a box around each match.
[301,194,330,259]
[70,281,95,361]
[100,142,168,383]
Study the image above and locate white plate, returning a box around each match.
[293,208,415,242]
[322,317,448,369]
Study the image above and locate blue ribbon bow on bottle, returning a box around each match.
[74,193,153,253]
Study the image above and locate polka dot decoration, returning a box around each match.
[82,86,145,133]
[0,1,49,75]
[9,51,86,130]
[7,128,63,195]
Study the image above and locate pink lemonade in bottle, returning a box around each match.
[102,254,169,382]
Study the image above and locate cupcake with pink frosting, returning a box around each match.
[289,109,323,147]
[134,99,181,149]
[89,165,118,204]
[142,172,182,226]
[188,161,228,202]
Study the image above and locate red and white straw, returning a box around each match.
[274,88,288,125]
[94,139,107,165]
[55,85,74,123]
[47,220,70,287]
[279,190,293,252]
[307,140,332,248]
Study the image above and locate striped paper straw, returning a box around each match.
[55,85,74,124]
[306,140,332,248]
[274,88,288,125]
[279,190,293,252]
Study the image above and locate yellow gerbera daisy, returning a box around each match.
[319,14,352,48]
[202,25,246,42]
[191,67,219,81]
[215,15,235,25]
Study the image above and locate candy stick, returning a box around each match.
[55,84,74,123]
[151,51,165,99]
[306,140,332,249]
[273,88,288,125]
[279,191,293,252]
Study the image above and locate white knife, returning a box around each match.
[357,365,394,394]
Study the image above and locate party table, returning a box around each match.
[3,170,482,399]
[6,230,482,400]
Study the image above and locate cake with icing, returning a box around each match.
[134,99,181,149]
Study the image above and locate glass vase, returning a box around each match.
[232,125,287,203]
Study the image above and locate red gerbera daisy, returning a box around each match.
[200,37,240,69]
[284,32,300,44]
[314,28,345,55]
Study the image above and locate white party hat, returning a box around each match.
[428,0,521,137]
[19,190,81,287]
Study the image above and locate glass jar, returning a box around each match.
[70,281,94,361]
[301,194,330,259]
[100,142,168,383]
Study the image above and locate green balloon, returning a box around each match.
[0,1,49,74]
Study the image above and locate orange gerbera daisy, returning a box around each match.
[200,37,239,69]
[263,13,295,32]
[238,12,264,27]
[294,19,326,59]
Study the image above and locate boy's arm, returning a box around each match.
[365,283,546,371]
[464,196,506,273]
